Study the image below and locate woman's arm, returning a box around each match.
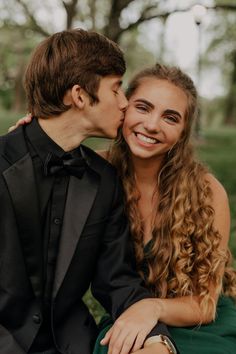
[154,174,231,327]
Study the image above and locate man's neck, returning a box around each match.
[38,113,87,152]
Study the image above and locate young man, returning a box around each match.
[0,29,177,354]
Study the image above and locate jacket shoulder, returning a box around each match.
[81,144,117,177]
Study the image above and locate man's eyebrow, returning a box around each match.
[133,98,154,109]
[164,109,182,119]
[116,80,123,87]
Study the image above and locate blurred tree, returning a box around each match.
[0,0,173,111]
[1,0,236,116]
[0,25,41,111]
[225,49,236,125]
[205,1,236,125]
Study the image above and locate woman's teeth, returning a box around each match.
[136,133,158,144]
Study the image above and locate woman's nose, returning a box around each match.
[143,114,160,132]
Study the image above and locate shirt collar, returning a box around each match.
[25,118,82,162]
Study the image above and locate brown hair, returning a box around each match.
[109,63,236,320]
[24,28,126,118]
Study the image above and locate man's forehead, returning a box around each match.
[100,75,123,86]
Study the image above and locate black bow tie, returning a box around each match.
[44,152,87,179]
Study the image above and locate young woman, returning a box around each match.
[12,64,236,354]
[94,64,236,354]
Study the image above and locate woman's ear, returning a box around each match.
[70,84,88,109]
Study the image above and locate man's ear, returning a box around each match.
[71,84,88,109]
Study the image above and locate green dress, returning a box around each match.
[93,242,236,354]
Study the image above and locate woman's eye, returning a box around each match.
[165,115,178,123]
[136,105,149,112]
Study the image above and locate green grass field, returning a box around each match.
[196,129,236,258]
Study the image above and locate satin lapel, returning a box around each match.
[3,153,43,298]
[53,170,100,297]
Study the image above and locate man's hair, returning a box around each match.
[24,28,126,118]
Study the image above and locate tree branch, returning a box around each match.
[62,0,79,29]
[15,0,50,37]
[113,3,236,42]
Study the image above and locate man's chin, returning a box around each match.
[103,130,118,140]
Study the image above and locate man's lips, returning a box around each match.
[134,132,161,144]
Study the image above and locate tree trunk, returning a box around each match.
[224,50,236,125]
[12,57,27,113]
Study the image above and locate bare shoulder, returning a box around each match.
[205,173,229,204]
[205,173,230,245]
[96,150,109,161]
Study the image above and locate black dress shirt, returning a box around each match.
[25,119,81,354]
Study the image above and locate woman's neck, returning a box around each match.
[131,155,163,245]
[131,155,163,185]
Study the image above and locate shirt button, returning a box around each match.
[54,218,62,225]
[32,313,41,324]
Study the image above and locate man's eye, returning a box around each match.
[113,90,119,95]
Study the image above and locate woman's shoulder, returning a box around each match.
[204,173,230,246]
[204,173,229,203]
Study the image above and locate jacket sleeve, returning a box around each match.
[91,175,179,352]
[0,326,26,354]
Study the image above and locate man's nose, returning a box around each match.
[119,90,128,111]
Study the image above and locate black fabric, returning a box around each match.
[25,121,69,353]
[44,152,87,179]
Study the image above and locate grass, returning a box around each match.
[196,128,236,258]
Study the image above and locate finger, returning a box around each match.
[100,327,113,345]
[119,332,136,354]
[24,114,33,122]
[107,324,123,354]
[18,117,28,125]
[109,328,134,354]
[130,331,146,352]
[8,126,16,133]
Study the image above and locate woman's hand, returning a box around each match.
[100,298,162,354]
[8,114,33,132]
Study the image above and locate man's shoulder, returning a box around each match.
[0,127,28,167]
[0,126,25,147]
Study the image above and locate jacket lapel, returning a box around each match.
[2,128,43,298]
[53,170,100,297]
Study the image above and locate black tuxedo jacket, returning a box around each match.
[0,127,172,354]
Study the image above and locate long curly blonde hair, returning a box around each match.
[109,64,236,319]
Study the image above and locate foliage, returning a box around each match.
[196,128,236,257]
[205,1,236,124]
[0,25,43,110]
[1,0,236,124]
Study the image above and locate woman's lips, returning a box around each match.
[135,132,160,144]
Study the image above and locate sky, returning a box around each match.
[137,0,223,99]
[1,0,225,99]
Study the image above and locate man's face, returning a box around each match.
[84,75,128,139]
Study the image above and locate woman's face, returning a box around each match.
[122,78,187,161]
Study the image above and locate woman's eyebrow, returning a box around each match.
[133,98,154,109]
[164,109,182,119]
